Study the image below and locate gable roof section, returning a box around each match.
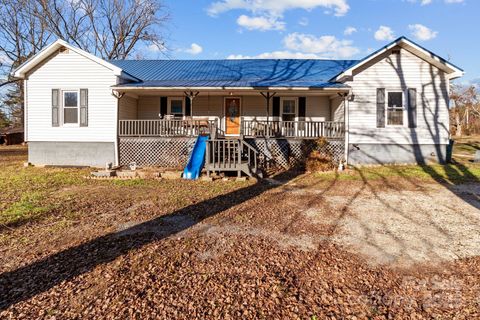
[109,59,358,89]
[332,37,464,82]
[13,37,463,89]
[13,39,138,81]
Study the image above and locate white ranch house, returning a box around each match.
[14,37,463,176]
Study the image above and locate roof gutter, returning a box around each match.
[111,86,351,91]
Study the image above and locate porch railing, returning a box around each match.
[206,139,258,177]
[119,119,218,138]
[241,120,345,139]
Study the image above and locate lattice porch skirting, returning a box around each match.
[119,137,196,168]
[245,138,345,169]
[119,137,344,170]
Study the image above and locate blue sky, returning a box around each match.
[158,0,477,84]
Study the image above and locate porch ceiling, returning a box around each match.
[113,87,350,98]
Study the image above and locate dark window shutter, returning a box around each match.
[376,88,386,128]
[79,89,88,127]
[272,96,280,117]
[52,89,60,127]
[160,97,167,117]
[408,88,417,128]
[185,97,191,116]
[298,97,306,118]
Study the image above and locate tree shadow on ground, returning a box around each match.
[0,170,301,310]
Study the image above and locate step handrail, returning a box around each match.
[240,139,258,175]
[205,138,259,177]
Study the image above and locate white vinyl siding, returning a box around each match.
[137,96,160,119]
[306,96,330,121]
[26,49,118,142]
[118,95,138,120]
[330,97,345,122]
[346,47,450,145]
[136,94,332,123]
[190,95,223,119]
[242,95,268,118]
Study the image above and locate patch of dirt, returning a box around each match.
[191,221,327,252]
[328,183,480,266]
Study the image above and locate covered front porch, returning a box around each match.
[115,88,348,172]
[116,89,347,140]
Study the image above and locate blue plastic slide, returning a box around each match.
[183,135,209,180]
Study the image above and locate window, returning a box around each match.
[387,91,404,126]
[281,98,297,121]
[63,91,79,124]
[169,98,184,118]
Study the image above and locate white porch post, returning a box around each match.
[260,91,276,138]
[184,91,200,116]
[112,89,125,167]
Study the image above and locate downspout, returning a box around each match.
[344,93,350,165]
[24,79,28,143]
[446,74,451,143]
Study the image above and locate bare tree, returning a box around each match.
[0,0,168,126]
[450,84,479,136]
[38,0,168,60]
[0,0,50,125]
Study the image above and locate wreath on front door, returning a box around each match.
[228,100,237,122]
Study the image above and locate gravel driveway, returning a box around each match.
[328,183,480,266]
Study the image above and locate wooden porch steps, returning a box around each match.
[205,138,260,177]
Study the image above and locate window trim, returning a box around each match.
[385,89,407,127]
[168,97,185,118]
[62,89,80,127]
[280,97,298,121]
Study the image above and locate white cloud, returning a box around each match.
[184,43,203,55]
[228,33,360,59]
[406,0,432,5]
[408,0,464,4]
[344,26,357,35]
[298,17,309,26]
[237,14,285,31]
[283,33,359,58]
[207,0,350,17]
[408,24,438,41]
[374,26,395,41]
[227,51,322,59]
[147,44,163,53]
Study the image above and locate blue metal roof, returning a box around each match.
[109,59,359,88]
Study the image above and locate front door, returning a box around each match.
[225,98,240,135]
